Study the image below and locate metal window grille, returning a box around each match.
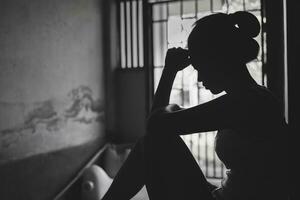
[119,0,144,68]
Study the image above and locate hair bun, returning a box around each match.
[230,11,260,38]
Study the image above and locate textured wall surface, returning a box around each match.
[0,0,105,163]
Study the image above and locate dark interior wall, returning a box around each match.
[116,69,147,143]
[101,0,147,143]
[0,0,106,163]
[286,2,299,200]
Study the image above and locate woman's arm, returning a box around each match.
[150,68,177,112]
[148,92,263,135]
[148,48,262,136]
[150,48,190,112]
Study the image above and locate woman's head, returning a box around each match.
[187,11,260,93]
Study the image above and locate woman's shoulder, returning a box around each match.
[222,85,283,122]
[202,85,276,114]
[224,85,280,109]
[252,85,283,113]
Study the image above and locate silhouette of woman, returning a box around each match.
[101,11,288,200]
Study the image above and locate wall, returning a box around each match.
[0,0,105,166]
[116,69,147,143]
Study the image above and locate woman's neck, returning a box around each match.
[224,64,258,95]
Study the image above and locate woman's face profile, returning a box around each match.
[191,54,225,94]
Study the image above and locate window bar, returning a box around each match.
[180,1,184,106]
[213,131,217,177]
[190,135,193,157]
[127,1,133,68]
[182,15,198,20]
[130,0,135,68]
[139,0,144,67]
[225,0,230,14]
[180,0,183,19]
[221,160,225,177]
[261,0,266,85]
[124,1,128,68]
[210,0,214,13]
[152,19,169,23]
[120,1,125,68]
[195,0,198,19]
[148,0,187,5]
[205,132,209,176]
[197,133,201,164]
[144,0,155,107]
[245,8,261,12]
[197,78,201,165]
[166,2,169,47]
[181,74,185,106]
[136,0,140,67]
[242,0,246,11]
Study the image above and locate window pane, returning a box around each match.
[170,89,183,106]
[227,0,245,12]
[153,22,167,67]
[183,66,198,107]
[247,61,262,84]
[168,17,184,44]
[153,67,163,92]
[198,86,214,104]
[181,19,196,45]
[183,0,196,18]
[172,71,183,90]
[168,1,181,17]
[212,0,226,12]
[245,0,260,10]
[197,0,212,12]
[153,3,167,21]
[250,11,263,61]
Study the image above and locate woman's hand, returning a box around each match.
[164,48,191,73]
[164,104,182,112]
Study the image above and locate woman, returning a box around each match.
[102,11,288,200]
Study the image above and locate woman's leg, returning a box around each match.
[143,135,215,200]
[102,134,215,200]
[101,138,146,200]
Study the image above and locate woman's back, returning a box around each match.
[214,86,288,200]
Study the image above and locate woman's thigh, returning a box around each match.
[142,134,215,200]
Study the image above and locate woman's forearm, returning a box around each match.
[151,68,177,112]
